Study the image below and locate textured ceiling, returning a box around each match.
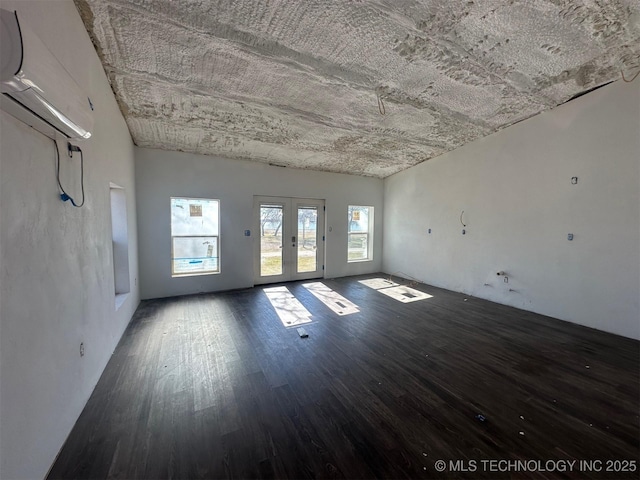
[75,0,640,178]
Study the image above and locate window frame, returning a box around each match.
[347,205,374,263]
[110,183,130,309]
[170,196,220,277]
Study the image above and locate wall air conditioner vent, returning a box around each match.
[0,8,93,140]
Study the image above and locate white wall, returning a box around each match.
[136,147,383,299]
[384,80,640,340]
[0,2,139,479]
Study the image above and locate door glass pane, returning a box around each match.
[297,206,317,273]
[260,205,283,276]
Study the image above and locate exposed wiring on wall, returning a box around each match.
[53,138,85,207]
[377,94,386,115]
[460,210,466,227]
[387,271,423,288]
[621,69,640,83]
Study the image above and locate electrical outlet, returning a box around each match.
[80,342,85,357]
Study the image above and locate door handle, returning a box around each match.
[292,236,296,242]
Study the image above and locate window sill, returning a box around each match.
[171,271,221,278]
[115,293,129,311]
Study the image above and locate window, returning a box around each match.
[171,197,220,276]
[110,183,130,309]
[348,205,373,262]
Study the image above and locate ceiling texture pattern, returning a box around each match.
[75,0,640,178]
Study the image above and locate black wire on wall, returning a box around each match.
[52,137,85,208]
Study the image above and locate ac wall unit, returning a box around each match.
[0,8,93,139]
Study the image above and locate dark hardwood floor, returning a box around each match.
[48,274,639,479]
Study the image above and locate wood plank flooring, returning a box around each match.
[48,274,640,479]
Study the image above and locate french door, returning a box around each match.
[254,196,325,284]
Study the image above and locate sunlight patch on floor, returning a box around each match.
[376,285,432,303]
[358,278,433,303]
[358,278,399,290]
[302,282,360,315]
[264,286,312,327]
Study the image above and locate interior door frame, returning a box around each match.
[253,196,325,285]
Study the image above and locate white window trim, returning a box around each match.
[170,197,221,277]
[110,182,131,309]
[348,205,374,263]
